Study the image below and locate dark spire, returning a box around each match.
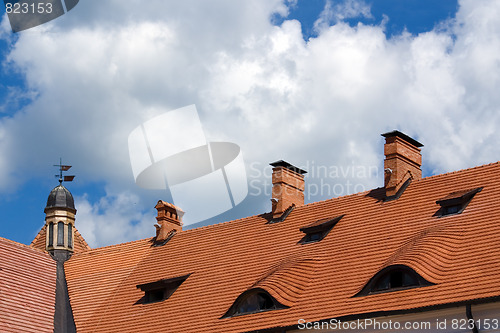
[45,159,76,212]
[45,185,76,212]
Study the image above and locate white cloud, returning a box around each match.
[2,0,500,246]
[314,0,373,31]
[75,192,155,248]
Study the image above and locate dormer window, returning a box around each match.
[222,289,286,318]
[372,269,417,291]
[355,265,433,297]
[137,274,189,304]
[443,205,460,215]
[436,187,482,217]
[298,215,344,244]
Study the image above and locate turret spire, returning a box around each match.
[45,159,77,254]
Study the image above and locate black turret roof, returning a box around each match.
[45,184,75,212]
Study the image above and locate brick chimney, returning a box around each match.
[382,130,423,197]
[270,160,307,218]
[154,200,184,241]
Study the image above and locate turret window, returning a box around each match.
[67,224,73,248]
[57,222,64,246]
[48,223,54,247]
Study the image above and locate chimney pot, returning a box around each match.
[381,130,423,198]
[154,200,184,241]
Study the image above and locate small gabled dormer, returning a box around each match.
[137,274,189,304]
[298,215,344,244]
[436,187,483,217]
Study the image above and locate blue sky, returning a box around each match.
[2,0,500,248]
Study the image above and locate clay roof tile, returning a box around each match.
[62,161,500,332]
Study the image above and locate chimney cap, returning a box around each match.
[381,130,424,148]
[270,160,307,175]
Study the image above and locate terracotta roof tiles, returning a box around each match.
[251,255,323,307]
[0,237,57,333]
[63,161,500,332]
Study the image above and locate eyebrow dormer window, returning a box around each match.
[137,274,189,304]
[298,215,344,244]
[222,289,287,318]
[355,265,433,297]
[436,187,482,217]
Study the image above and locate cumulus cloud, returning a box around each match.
[1,0,500,246]
[75,192,155,248]
[314,0,373,31]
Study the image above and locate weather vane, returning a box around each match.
[54,158,75,185]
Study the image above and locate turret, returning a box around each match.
[44,184,76,253]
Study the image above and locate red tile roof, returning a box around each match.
[0,237,57,333]
[64,161,500,332]
[437,187,480,201]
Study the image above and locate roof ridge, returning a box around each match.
[417,160,500,182]
[301,186,380,210]
[284,160,500,210]
[0,235,49,254]
[30,224,46,247]
[151,160,500,237]
[74,227,91,250]
[181,213,267,234]
[180,190,378,234]
[71,236,152,256]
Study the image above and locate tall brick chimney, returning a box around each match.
[154,200,184,242]
[382,130,423,198]
[270,160,307,218]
